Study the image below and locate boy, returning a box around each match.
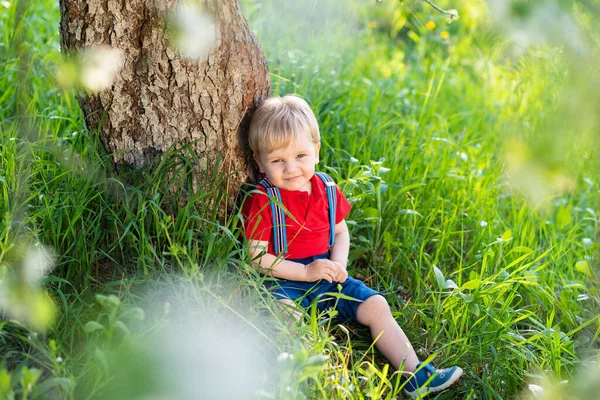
[242,95,462,398]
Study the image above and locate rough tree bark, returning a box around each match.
[58,0,270,200]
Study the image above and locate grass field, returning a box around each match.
[1,0,599,398]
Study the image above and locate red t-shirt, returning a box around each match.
[242,174,352,259]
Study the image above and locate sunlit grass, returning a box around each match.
[0,0,598,398]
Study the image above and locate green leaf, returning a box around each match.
[433,266,446,290]
[121,307,145,321]
[0,370,12,395]
[303,354,329,367]
[96,294,120,310]
[509,246,533,254]
[95,348,109,372]
[407,30,420,43]
[363,207,380,219]
[114,321,131,336]
[461,279,480,291]
[445,279,458,289]
[501,230,513,241]
[575,260,592,277]
[460,293,474,303]
[556,207,572,229]
[399,209,423,217]
[84,321,104,334]
[20,368,42,390]
[469,303,480,317]
[35,378,74,396]
[383,231,394,244]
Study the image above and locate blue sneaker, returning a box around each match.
[401,362,463,398]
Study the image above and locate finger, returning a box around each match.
[327,268,336,280]
[329,270,337,282]
[330,272,337,282]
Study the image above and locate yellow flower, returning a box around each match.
[426,21,436,30]
[440,30,449,39]
[368,21,378,29]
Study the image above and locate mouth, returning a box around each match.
[286,176,300,181]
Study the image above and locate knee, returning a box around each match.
[368,294,391,313]
[357,295,392,326]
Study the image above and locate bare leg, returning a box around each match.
[277,298,303,324]
[356,295,419,374]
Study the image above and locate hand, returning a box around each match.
[332,261,348,283]
[305,259,336,283]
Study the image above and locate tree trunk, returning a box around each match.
[58,0,269,200]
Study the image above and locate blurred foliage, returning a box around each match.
[0,0,598,398]
[0,239,56,329]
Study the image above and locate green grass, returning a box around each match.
[1,0,599,398]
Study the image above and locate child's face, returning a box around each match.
[254,132,320,192]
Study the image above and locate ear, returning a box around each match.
[315,142,321,164]
[253,153,265,173]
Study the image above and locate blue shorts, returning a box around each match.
[265,253,381,324]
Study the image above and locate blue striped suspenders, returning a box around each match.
[314,172,338,249]
[257,178,288,255]
[258,173,337,255]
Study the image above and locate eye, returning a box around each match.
[297,154,306,159]
[271,159,282,164]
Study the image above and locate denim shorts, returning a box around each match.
[265,253,381,324]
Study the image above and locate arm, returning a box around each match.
[329,220,350,283]
[248,239,307,281]
[329,219,350,268]
[248,239,336,282]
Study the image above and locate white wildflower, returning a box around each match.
[81,46,123,92]
[22,245,55,285]
[528,384,544,397]
[170,3,218,60]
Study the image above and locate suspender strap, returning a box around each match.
[258,173,338,254]
[314,172,337,248]
[258,178,288,254]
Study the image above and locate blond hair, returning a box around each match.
[249,95,320,156]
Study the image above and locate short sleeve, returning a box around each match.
[241,188,272,241]
[335,187,352,223]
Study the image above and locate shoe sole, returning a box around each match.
[405,367,464,399]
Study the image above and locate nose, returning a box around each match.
[283,159,297,173]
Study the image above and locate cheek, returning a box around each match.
[267,164,282,175]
